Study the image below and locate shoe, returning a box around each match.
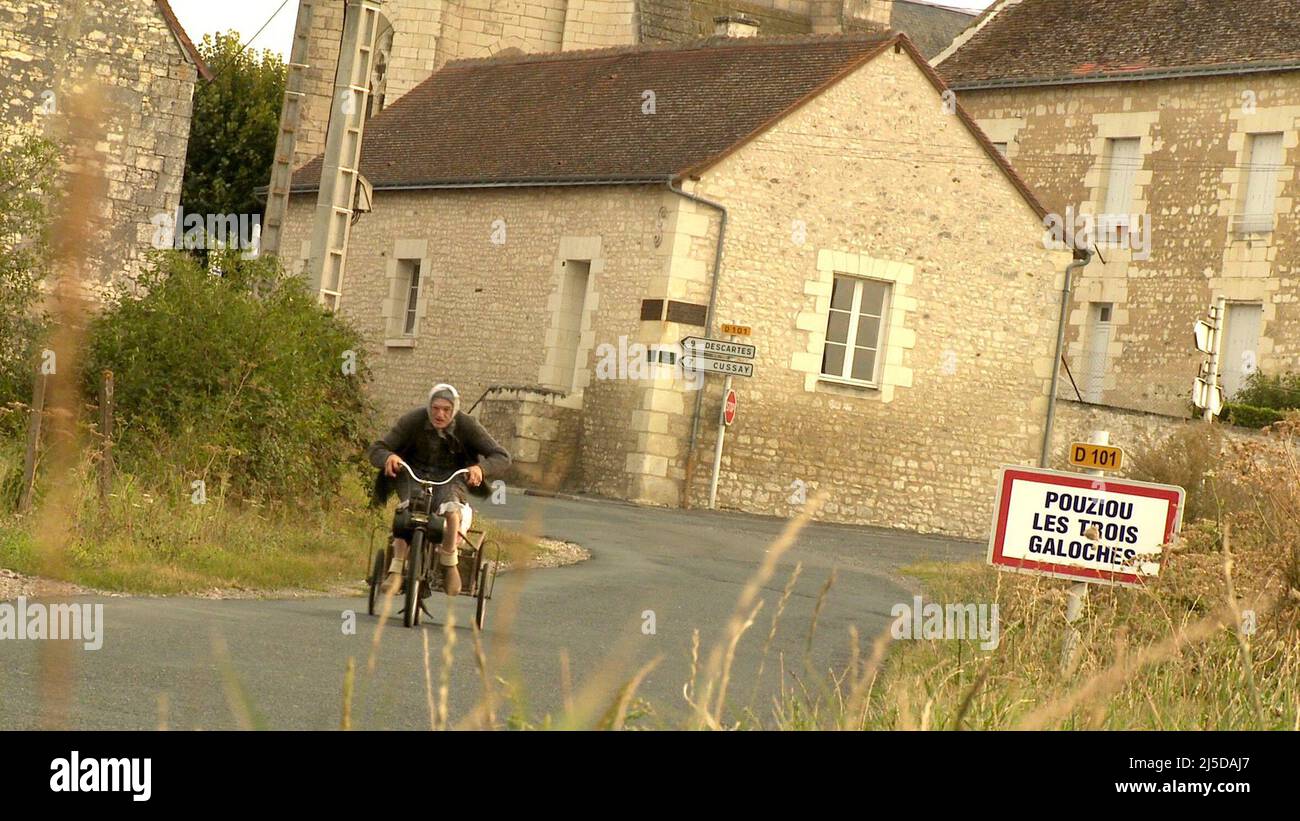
[443,564,461,597]
[380,571,403,595]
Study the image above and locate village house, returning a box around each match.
[937,0,1300,418]
[262,0,974,254]
[279,31,1076,539]
[0,0,211,295]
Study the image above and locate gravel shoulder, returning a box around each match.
[0,537,589,602]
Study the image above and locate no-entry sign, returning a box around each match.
[723,389,737,425]
[987,466,1184,587]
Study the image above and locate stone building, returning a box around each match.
[267,0,973,195]
[937,0,1300,417]
[1,1,211,294]
[279,31,1074,539]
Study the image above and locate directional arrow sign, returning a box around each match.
[682,355,754,378]
[681,337,756,360]
[1193,319,1214,354]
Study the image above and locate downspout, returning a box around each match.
[1040,247,1093,468]
[666,178,728,507]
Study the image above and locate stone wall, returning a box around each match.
[473,386,583,489]
[955,72,1300,417]
[1050,398,1269,474]
[1,0,199,294]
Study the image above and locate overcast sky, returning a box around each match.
[168,0,996,61]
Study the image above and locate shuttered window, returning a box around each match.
[1099,137,1142,238]
[1239,133,1283,234]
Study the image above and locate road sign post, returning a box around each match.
[686,329,755,511]
[708,375,733,509]
[1194,297,1226,422]
[1061,430,1107,675]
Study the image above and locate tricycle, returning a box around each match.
[366,463,500,630]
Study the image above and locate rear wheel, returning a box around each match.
[404,531,424,628]
[367,549,385,616]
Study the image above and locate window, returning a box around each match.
[992,141,1009,157]
[1098,137,1142,240]
[387,258,423,338]
[821,276,891,385]
[1083,302,1113,403]
[550,260,591,392]
[401,260,421,334]
[1222,302,1263,398]
[1236,132,1283,235]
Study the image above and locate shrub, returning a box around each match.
[81,249,376,503]
[1127,422,1244,525]
[1224,402,1284,430]
[1232,370,1300,412]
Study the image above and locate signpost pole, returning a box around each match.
[707,373,733,510]
[1061,429,1108,675]
[1203,297,1225,422]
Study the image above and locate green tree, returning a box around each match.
[0,130,59,422]
[181,32,285,220]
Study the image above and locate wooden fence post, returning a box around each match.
[99,369,114,506]
[18,363,47,514]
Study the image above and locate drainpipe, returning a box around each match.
[1040,247,1093,468]
[666,178,728,507]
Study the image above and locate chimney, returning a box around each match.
[838,0,894,31]
[866,0,893,28]
[713,14,761,38]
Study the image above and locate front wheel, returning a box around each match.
[367,549,386,617]
[404,531,424,628]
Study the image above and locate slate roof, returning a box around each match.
[939,0,1300,88]
[292,33,897,189]
[289,32,1048,218]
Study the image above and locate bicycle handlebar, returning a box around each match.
[397,461,470,488]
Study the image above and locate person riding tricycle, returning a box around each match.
[367,382,511,598]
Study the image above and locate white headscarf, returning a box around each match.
[427,383,461,428]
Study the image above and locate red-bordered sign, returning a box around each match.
[987,466,1184,587]
[723,389,737,426]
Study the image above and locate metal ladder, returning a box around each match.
[261,0,317,259]
[307,0,384,312]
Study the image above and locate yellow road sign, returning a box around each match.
[719,323,751,337]
[1068,442,1124,471]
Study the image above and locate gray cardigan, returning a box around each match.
[367,407,511,483]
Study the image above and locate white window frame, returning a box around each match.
[1098,137,1142,242]
[820,275,892,388]
[383,241,431,347]
[1235,132,1283,236]
[402,259,422,335]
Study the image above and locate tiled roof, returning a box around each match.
[292,33,896,189]
[889,1,977,59]
[289,32,1048,219]
[939,0,1300,88]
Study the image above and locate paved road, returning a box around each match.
[0,495,981,729]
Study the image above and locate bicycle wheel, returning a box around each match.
[367,548,385,617]
[404,531,424,628]
[475,561,490,631]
